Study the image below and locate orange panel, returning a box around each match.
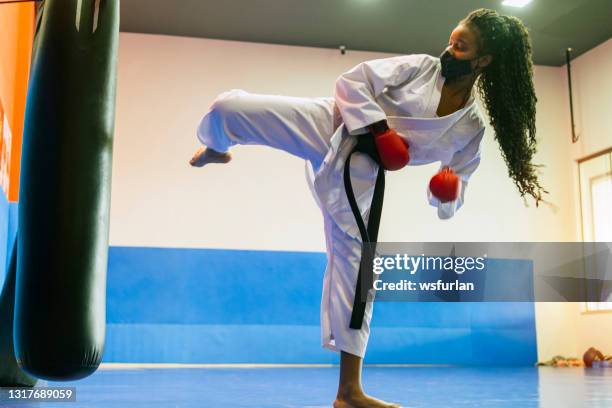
[0,101,6,196]
[0,3,35,202]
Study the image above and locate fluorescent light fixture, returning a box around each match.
[502,0,532,7]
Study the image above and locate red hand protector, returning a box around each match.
[373,128,410,171]
[429,166,460,202]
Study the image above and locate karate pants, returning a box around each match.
[197,89,374,358]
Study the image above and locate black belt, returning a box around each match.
[343,133,386,330]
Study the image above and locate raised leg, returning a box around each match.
[194,89,340,169]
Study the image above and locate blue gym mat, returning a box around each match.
[9,366,611,407]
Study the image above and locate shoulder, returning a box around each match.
[463,102,487,134]
[364,53,438,71]
[417,54,441,67]
[451,102,487,145]
[398,53,438,70]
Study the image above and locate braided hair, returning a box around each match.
[462,8,549,207]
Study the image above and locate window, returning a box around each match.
[578,149,612,312]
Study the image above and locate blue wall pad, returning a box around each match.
[0,195,18,288]
[104,246,537,365]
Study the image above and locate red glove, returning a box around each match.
[368,122,410,171]
[429,166,460,202]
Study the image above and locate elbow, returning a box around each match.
[334,75,353,102]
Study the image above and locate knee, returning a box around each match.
[210,89,248,116]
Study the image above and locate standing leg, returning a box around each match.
[335,351,401,408]
[322,213,400,408]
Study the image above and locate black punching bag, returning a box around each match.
[14,0,119,380]
[0,240,37,387]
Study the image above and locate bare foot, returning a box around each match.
[333,388,401,408]
[189,146,232,167]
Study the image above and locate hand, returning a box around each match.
[429,166,459,202]
[367,121,410,171]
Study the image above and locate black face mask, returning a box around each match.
[439,48,480,81]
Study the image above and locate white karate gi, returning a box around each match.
[196,53,486,358]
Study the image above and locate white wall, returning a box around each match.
[569,39,612,157]
[534,39,612,362]
[111,32,610,361]
[111,32,577,252]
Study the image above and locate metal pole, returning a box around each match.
[566,48,578,143]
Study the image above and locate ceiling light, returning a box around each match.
[502,0,533,7]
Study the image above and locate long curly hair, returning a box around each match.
[462,8,549,207]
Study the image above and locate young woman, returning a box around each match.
[190,8,547,408]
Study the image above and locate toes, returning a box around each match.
[189,157,204,167]
[188,143,235,168]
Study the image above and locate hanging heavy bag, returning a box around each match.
[14,0,119,380]
[0,240,38,387]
